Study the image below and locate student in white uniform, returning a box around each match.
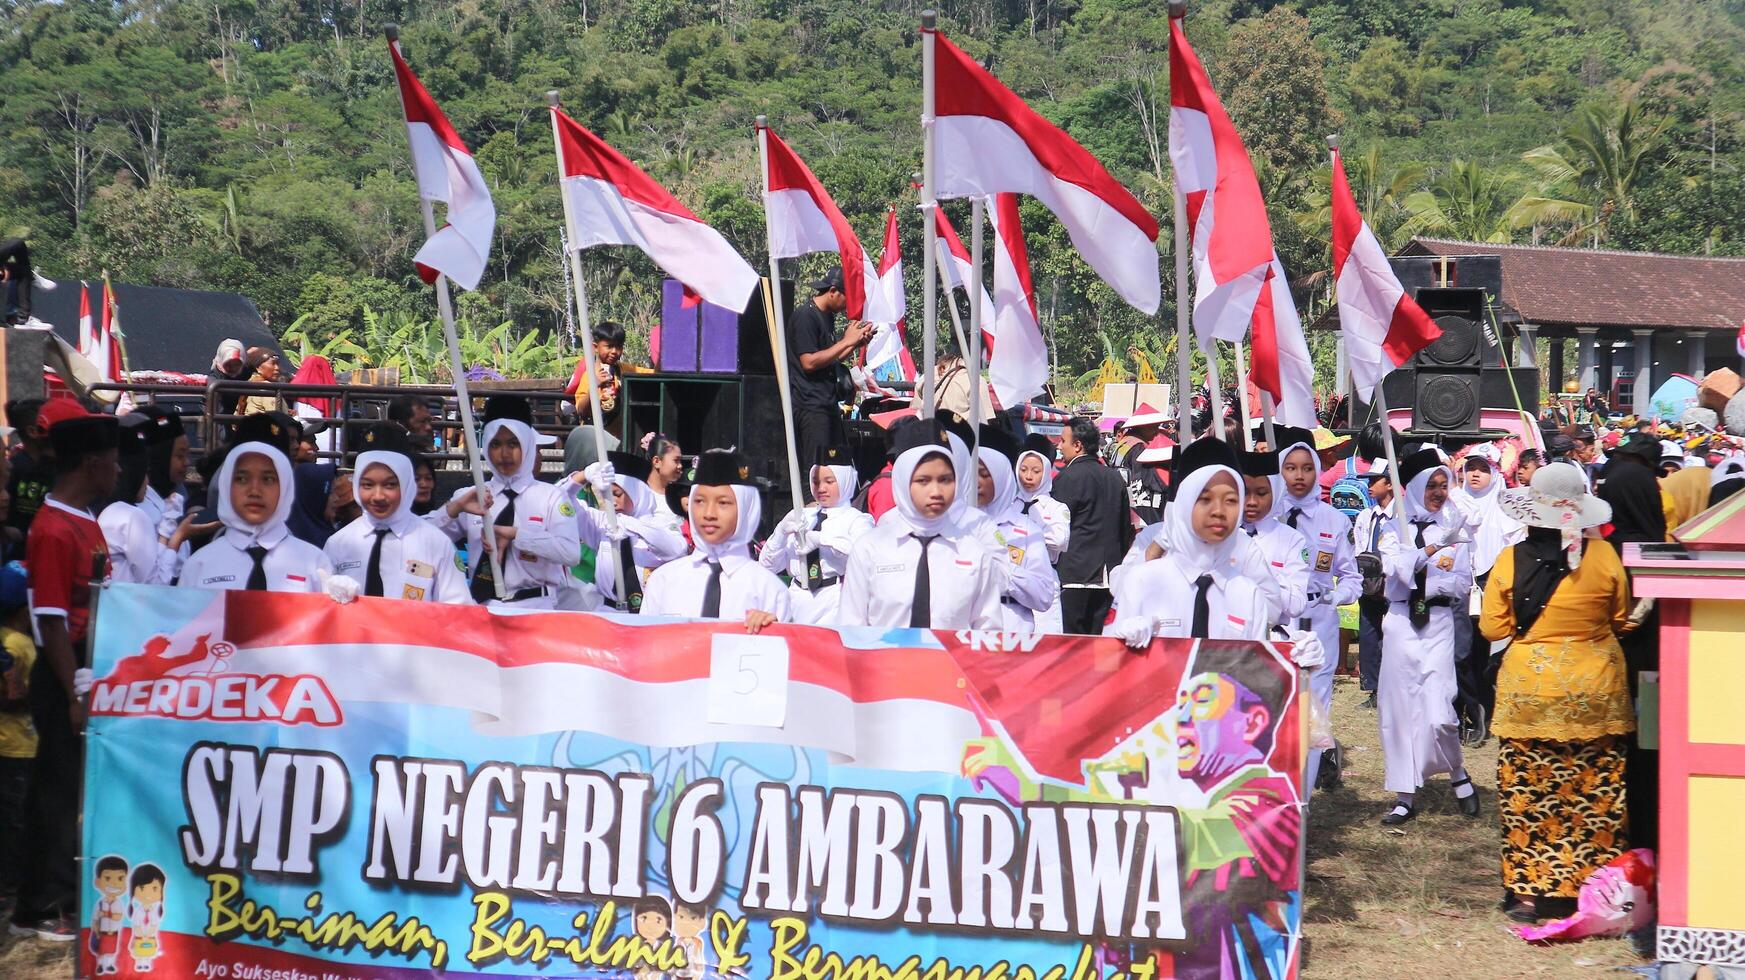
[643,450,790,627]
[323,425,471,604]
[1449,441,1523,743]
[433,396,581,609]
[570,450,688,612]
[1238,449,1310,626]
[130,405,190,540]
[839,419,1003,630]
[1014,435,1070,563]
[1106,437,1324,675]
[179,441,329,592]
[762,446,875,625]
[1376,447,1480,826]
[1273,425,1359,788]
[973,431,1058,632]
[100,418,197,584]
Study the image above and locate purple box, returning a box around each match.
[659,278,740,374]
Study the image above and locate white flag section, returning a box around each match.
[77,283,94,358]
[929,29,1160,314]
[389,40,496,292]
[1251,254,1317,427]
[987,194,1048,408]
[762,126,894,322]
[863,208,914,381]
[552,107,758,312]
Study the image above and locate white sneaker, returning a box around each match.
[14,316,53,331]
[32,271,56,291]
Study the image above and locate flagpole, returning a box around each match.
[1169,1,1193,435]
[547,90,630,607]
[920,12,939,418]
[937,262,972,363]
[756,117,809,520]
[1206,340,1226,439]
[1260,391,1279,451]
[387,25,505,600]
[967,197,986,444]
[1233,341,1254,449]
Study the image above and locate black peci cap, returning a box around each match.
[1171,435,1242,484]
[131,405,185,446]
[1239,449,1279,477]
[891,418,951,459]
[231,411,300,455]
[692,449,755,487]
[977,423,1022,466]
[1020,432,1056,462]
[482,395,535,427]
[607,450,654,485]
[1398,447,1445,487]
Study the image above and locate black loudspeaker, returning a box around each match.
[736,280,792,377]
[1406,287,1490,432]
[1414,373,1482,431]
[1481,367,1542,419]
[1389,254,1503,303]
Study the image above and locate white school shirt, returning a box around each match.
[99,501,182,585]
[1379,514,1473,604]
[838,522,1003,630]
[1016,494,1071,563]
[1108,549,1272,641]
[642,552,793,622]
[1352,503,1391,561]
[434,475,581,600]
[761,504,875,624]
[571,494,688,603]
[179,525,329,593]
[985,517,1060,632]
[1244,520,1310,624]
[1276,497,1360,608]
[325,516,472,604]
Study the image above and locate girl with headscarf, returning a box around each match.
[972,445,1058,633]
[100,418,205,584]
[1106,438,1325,673]
[1479,462,1633,923]
[1375,448,1478,826]
[286,463,340,547]
[568,450,687,612]
[761,446,875,625]
[287,354,339,458]
[410,455,438,517]
[179,442,329,592]
[643,450,790,627]
[431,396,580,609]
[839,420,1003,630]
[1451,445,1524,580]
[1237,450,1309,626]
[1014,439,1070,563]
[323,425,470,604]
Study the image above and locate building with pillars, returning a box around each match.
[1398,239,1745,417]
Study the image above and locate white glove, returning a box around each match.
[604,519,630,543]
[775,509,810,541]
[73,668,93,698]
[325,574,361,604]
[1286,629,1326,670]
[156,494,186,542]
[794,529,823,553]
[1109,616,1155,650]
[583,460,616,494]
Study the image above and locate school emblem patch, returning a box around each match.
[1314,551,1333,573]
[558,500,576,518]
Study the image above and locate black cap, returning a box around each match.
[356,421,414,459]
[50,414,119,459]
[693,449,754,487]
[232,411,300,455]
[1020,432,1056,462]
[1272,425,1316,454]
[1238,449,1279,477]
[809,267,845,293]
[1171,435,1241,484]
[607,450,653,484]
[891,417,952,458]
[664,479,692,516]
[1614,432,1659,462]
[813,445,853,469]
[1398,447,1445,487]
[482,395,534,427]
[116,415,150,459]
[131,405,185,446]
[977,423,1022,466]
[936,409,974,451]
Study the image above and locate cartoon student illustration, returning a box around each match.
[632,895,672,980]
[126,863,166,973]
[88,855,128,975]
[673,901,709,978]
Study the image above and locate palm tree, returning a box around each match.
[1294,146,1425,250]
[1509,99,1665,246]
[1398,159,1517,243]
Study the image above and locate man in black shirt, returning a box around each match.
[4,399,52,542]
[787,268,870,498]
[1052,417,1133,634]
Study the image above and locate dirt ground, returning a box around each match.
[0,678,1655,979]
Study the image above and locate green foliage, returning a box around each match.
[0,0,1740,398]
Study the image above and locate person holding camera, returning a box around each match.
[787,267,871,500]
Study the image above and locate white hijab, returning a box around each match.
[688,483,762,561]
[613,473,659,518]
[891,445,965,537]
[1403,464,1460,529]
[1452,459,1517,572]
[481,418,539,488]
[811,463,859,511]
[353,450,418,536]
[1241,474,1288,532]
[975,446,1022,526]
[1278,442,1324,512]
[1160,464,1246,579]
[215,442,295,549]
[1014,449,1055,503]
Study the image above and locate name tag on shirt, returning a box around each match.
[405,559,434,578]
[201,575,236,586]
[1227,614,1248,629]
[334,561,361,574]
[875,563,906,575]
[707,634,789,728]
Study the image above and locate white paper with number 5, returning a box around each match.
[707,634,790,728]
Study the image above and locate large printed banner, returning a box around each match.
[82,583,1305,979]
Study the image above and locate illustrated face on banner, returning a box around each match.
[633,897,671,943]
[1175,670,1268,786]
[674,903,706,941]
[95,863,127,900]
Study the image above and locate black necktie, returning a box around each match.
[364,528,389,598]
[1410,519,1434,623]
[619,536,644,611]
[1286,506,1303,529]
[1191,573,1214,638]
[700,559,724,618]
[908,535,937,628]
[470,488,519,603]
[245,545,269,591]
[1021,499,1035,515]
[804,510,825,593]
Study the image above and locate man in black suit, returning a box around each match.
[1051,417,1133,634]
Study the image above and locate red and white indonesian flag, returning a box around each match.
[933,206,995,349]
[1249,254,1317,426]
[761,125,895,323]
[552,107,758,312]
[988,194,1048,407]
[77,282,94,359]
[97,278,124,384]
[388,39,495,292]
[1331,148,1441,401]
[863,208,916,382]
[929,29,1160,314]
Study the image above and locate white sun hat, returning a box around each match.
[1500,461,1612,531]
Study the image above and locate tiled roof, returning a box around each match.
[1400,238,1745,332]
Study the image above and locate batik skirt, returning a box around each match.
[1498,735,1629,898]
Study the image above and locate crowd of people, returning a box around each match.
[0,267,1718,952]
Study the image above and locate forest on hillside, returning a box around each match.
[2,0,1742,389]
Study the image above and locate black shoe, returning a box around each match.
[1360,692,1377,710]
[1380,801,1415,826]
[1316,743,1343,791]
[1503,896,1539,923]
[1461,705,1490,747]
[1451,776,1481,817]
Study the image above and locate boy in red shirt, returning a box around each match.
[9,405,116,942]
